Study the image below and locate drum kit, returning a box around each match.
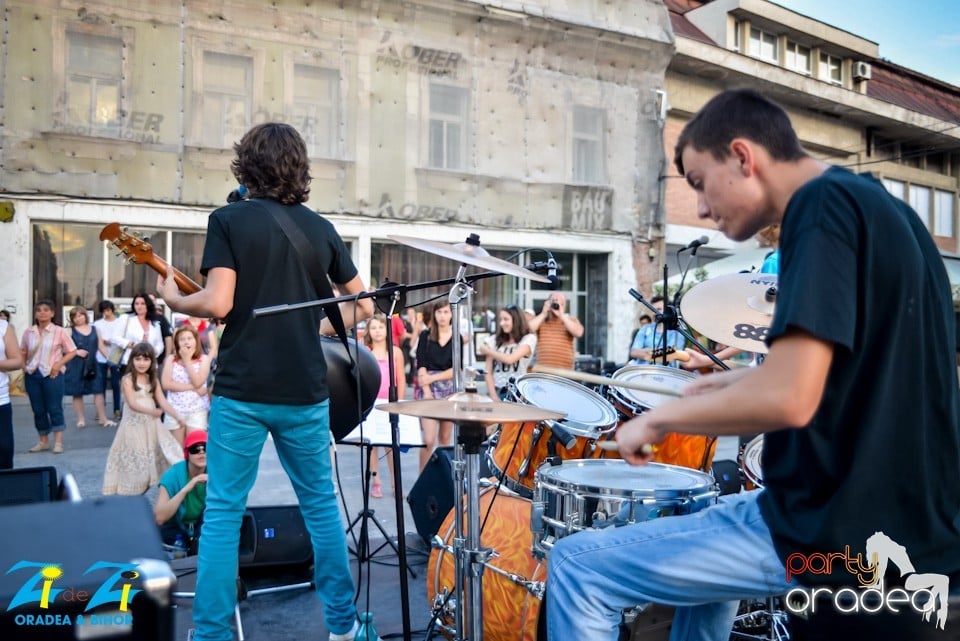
[374,234,782,641]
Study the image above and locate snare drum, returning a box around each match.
[428,487,544,641]
[607,365,696,415]
[740,435,764,490]
[606,365,717,471]
[488,374,618,497]
[531,459,718,560]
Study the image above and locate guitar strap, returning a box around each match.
[254,198,357,365]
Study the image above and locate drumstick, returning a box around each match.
[529,364,684,398]
[595,440,654,455]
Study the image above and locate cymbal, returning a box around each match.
[680,272,778,354]
[387,234,550,283]
[377,398,566,423]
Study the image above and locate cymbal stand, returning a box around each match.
[446,259,488,641]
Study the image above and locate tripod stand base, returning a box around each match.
[346,508,418,578]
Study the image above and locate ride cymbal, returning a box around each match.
[387,234,550,283]
[377,398,565,423]
[680,272,777,354]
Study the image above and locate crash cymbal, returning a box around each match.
[377,397,565,423]
[387,234,550,283]
[680,272,778,354]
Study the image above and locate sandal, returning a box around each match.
[99,420,117,428]
[371,481,383,499]
[76,420,86,430]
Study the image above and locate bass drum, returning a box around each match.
[428,487,544,641]
[606,365,717,471]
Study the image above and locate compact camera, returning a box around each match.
[551,302,560,310]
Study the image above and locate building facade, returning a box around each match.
[0,0,674,363]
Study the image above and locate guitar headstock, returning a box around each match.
[99,223,155,266]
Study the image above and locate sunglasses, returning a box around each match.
[187,444,206,455]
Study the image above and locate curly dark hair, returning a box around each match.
[231,123,312,205]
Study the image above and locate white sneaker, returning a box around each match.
[329,620,358,641]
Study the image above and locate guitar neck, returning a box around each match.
[142,254,201,295]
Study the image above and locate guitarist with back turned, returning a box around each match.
[158,122,372,641]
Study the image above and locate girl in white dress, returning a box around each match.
[103,343,185,495]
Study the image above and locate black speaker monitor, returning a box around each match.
[407,447,456,544]
[0,466,58,506]
[238,505,313,570]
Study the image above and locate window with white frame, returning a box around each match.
[934,189,955,237]
[883,178,906,202]
[909,184,932,229]
[572,105,605,184]
[819,53,843,84]
[293,65,339,158]
[748,27,778,63]
[65,32,122,135]
[201,52,253,149]
[428,83,468,170]
[785,41,811,75]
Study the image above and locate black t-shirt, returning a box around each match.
[759,167,960,585]
[200,199,357,405]
[415,329,454,371]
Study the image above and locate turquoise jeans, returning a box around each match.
[193,396,357,640]
[547,491,791,641]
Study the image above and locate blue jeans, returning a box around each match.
[193,396,357,641]
[547,491,791,641]
[99,362,124,413]
[24,371,66,436]
[0,403,13,469]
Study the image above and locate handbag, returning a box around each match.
[82,356,98,380]
[106,345,125,365]
[107,315,133,365]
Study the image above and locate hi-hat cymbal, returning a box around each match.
[377,398,565,423]
[680,272,778,354]
[387,234,550,283]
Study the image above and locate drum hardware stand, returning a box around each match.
[516,424,544,479]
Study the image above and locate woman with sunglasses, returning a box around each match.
[480,305,537,400]
[154,429,208,552]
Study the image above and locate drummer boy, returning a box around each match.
[546,89,960,639]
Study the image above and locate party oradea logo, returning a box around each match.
[785,532,950,630]
[4,560,142,628]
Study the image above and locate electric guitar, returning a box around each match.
[99,222,380,439]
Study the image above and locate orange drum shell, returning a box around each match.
[597,422,718,472]
[490,421,601,493]
[427,487,544,641]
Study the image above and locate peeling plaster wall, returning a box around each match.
[0,0,674,360]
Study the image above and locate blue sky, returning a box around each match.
[773,0,960,86]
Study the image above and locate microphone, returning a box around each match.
[680,236,709,254]
[227,184,248,203]
[525,255,561,290]
[545,252,560,290]
[549,423,578,450]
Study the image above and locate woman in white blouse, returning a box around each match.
[112,293,165,366]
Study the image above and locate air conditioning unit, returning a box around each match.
[853,61,872,81]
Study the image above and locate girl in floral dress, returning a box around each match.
[161,325,211,446]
